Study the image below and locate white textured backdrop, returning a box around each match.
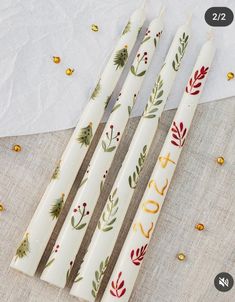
[0,0,234,137]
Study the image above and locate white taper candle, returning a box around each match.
[40,10,163,289]
[10,4,146,276]
[70,18,191,302]
[101,36,215,302]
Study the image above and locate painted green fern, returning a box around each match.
[129,145,147,188]
[172,32,189,71]
[91,257,110,298]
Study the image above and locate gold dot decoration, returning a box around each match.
[195,223,205,231]
[66,68,74,76]
[53,56,61,64]
[0,203,5,212]
[227,72,234,81]
[12,144,22,152]
[91,24,99,32]
[217,156,225,165]
[177,253,186,261]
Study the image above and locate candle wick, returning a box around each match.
[140,0,147,10]
[159,5,165,17]
[186,12,193,25]
[207,29,214,40]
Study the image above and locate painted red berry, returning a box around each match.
[110,125,114,129]
[70,261,73,266]
[83,202,87,207]
[73,209,77,213]
[86,211,90,215]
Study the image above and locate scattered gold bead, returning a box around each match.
[217,156,225,165]
[195,223,205,231]
[66,68,74,76]
[177,253,186,261]
[0,203,5,212]
[13,144,22,152]
[91,24,99,32]
[227,72,234,81]
[53,56,61,64]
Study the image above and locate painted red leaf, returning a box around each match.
[120,288,126,297]
[110,272,127,298]
[186,66,209,95]
[171,140,179,146]
[194,82,201,88]
[130,250,134,259]
[118,280,124,290]
[171,128,178,133]
[182,128,187,138]
[131,244,148,266]
[171,121,187,147]
[172,134,179,140]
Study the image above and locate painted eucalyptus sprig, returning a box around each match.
[98,188,119,232]
[172,32,189,71]
[128,145,147,188]
[143,75,163,118]
[92,257,110,298]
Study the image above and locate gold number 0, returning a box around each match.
[133,222,154,238]
[142,199,160,214]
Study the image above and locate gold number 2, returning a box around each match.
[133,222,154,238]
[148,178,168,196]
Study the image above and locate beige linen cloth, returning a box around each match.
[0,97,234,302]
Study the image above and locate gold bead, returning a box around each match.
[227,72,234,81]
[66,68,74,76]
[195,223,205,231]
[91,24,99,32]
[0,203,5,212]
[177,253,186,261]
[13,144,22,152]
[217,156,225,165]
[53,56,61,64]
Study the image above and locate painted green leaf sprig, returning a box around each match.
[98,188,119,232]
[92,257,110,298]
[172,32,189,71]
[71,202,90,230]
[128,145,147,189]
[143,75,163,118]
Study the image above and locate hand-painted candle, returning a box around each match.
[101,36,215,302]
[70,19,191,302]
[10,5,145,277]
[40,12,163,289]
